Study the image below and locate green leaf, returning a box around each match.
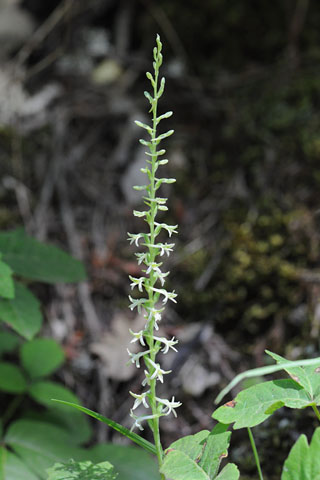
[160,427,239,480]
[213,379,312,429]
[0,282,42,339]
[29,381,80,408]
[51,400,156,456]
[281,428,320,480]
[0,229,86,283]
[215,464,240,480]
[47,460,117,480]
[161,451,210,480]
[0,330,19,356]
[4,420,87,478]
[89,444,160,480]
[266,350,320,400]
[214,354,320,404]
[21,339,64,378]
[0,362,27,393]
[0,447,38,480]
[0,260,14,299]
[28,380,92,444]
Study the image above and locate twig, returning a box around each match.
[14,0,75,67]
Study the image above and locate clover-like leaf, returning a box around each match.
[213,379,313,429]
[266,350,320,400]
[281,427,320,480]
[0,282,42,339]
[160,425,239,480]
[0,259,14,299]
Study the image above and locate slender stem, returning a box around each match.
[311,404,320,423]
[247,427,264,480]
[145,48,164,474]
[2,395,23,426]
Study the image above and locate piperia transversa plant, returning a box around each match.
[127,33,181,464]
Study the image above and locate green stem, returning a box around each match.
[2,395,23,426]
[311,404,320,423]
[145,47,164,475]
[247,427,264,480]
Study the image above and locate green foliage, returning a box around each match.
[0,258,14,299]
[0,362,27,393]
[0,229,86,284]
[21,338,64,379]
[0,332,93,479]
[0,229,86,339]
[51,401,157,456]
[47,459,117,480]
[90,444,160,480]
[0,282,42,339]
[213,350,320,428]
[160,425,239,480]
[281,428,320,480]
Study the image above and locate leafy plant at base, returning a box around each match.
[281,427,320,480]
[212,349,320,478]
[0,228,86,339]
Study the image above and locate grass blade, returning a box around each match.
[52,400,156,455]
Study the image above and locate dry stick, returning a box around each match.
[57,173,101,336]
[15,0,75,67]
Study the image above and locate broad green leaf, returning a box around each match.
[215,464,239,480]
[0,447,38,480]
[0,260,14,299]
[281,428,320,480]
[5,420,87,478]
[89,444,160,480]
[47,459,117,480]
[0,283,42,339]
[27,408,92,446]
[0,331,19,356]
[29,381,80,408]
[198,427,232,478]
[21,339,64,378]
[52,400,156,456]
[161,450,210,480]
[160,427,239,480]
[215,355,320,404]
[266,350,320,399]
[0,229,86,284]
[213,379,312,429]
[0,362,27,393]
[28,381,92,444]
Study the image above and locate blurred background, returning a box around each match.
[0,0,319,477]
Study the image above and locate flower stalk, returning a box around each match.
[127,35,180,473]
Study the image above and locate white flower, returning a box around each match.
[150,287,177,304]
[127,349,150,368]
[135,252,148,265]
[153,336,178,354]
[130,411,159,431]
[128,295,148,313]
[133,210,148,218]
[129,275,146,292]
[154,222,178,237]
[145,262,169,286]
[145,307,163,330]
[146,243,174,256]
[129,329,146,346]
[127,233,144,246]
[142,358,171,385]
[156,396,182,417]
[130,390,150,410]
